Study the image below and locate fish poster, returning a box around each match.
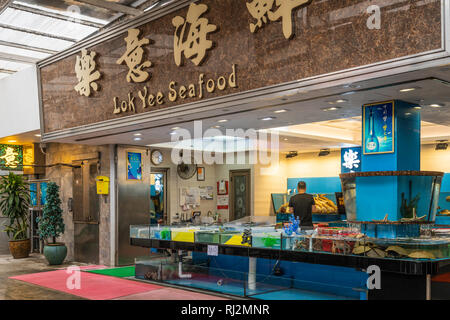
[127,152,142,180]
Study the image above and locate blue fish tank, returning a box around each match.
[340,171,443,239]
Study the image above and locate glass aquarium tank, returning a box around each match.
[340,171,443,223]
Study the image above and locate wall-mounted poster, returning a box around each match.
[30,183,38,207]
[341,147,362,173]
[363,101,394,155]
[127,152,142,180]
[40,182,48,206]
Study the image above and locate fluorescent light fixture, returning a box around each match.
[322,107,341,111]
[399,88,417,92]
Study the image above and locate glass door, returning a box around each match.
[230,170,251,221]
[150,169,168,224]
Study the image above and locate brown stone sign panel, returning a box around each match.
[40,0,442,133]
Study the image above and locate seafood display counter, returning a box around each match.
[130,222,450,299]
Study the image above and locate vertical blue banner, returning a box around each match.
[40,182,48,206]
[341,147,362,173]
[363,101,394,155]
[127,152,142,180]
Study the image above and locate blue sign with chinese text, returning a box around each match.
[341,147,362,173]
[363,101,394,155]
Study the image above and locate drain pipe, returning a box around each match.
[178,250,192,279]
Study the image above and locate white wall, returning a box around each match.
[0,66,40,137]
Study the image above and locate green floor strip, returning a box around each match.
[86,266,135,278]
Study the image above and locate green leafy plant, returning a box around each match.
[37,182,65,244]
[0,172,30,240]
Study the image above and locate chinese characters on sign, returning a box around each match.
[341,147,362,173]
[74,49,101,97]
[246,0,311,39]
[0,145,23,170]
[117,28,152,83]
[172,2,217,66]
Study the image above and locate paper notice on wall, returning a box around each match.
[180,187,201,207]
[217,195,228,210]
[199,186,214,200]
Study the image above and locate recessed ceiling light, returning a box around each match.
[283,138,288,141]
[322,107,341,111]
[260,116,276,121]
[414,106,422,110]
[133,133,142,136]
[7,140,16,143]
[399,87,417,92]
[34,134,41,137]
[217,119,228,123]
[429,103,444,108]
[169,131,177,135]
[335,99,348,103]
[171,127,180,130]
[212,125,221,129]
[405,112,412,116]
[133,137,142,141]
[274,109,288,113]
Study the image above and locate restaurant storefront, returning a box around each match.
[37,0,450,299]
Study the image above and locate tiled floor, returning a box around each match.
[1,254,230,300]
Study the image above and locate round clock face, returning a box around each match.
[151,150,163,165]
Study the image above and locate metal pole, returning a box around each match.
[426,274,431,300]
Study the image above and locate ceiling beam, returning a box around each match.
[0,40,57,55]
[8,3,104,29]
[0,52,39,64]
[77,0,144,16]
[0,68,15,74]
[0,23,77,43]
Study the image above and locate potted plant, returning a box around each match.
[0,172,31,259]
[37,182,67,265]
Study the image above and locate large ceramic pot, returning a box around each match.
[43,243,67,265]
[9,239,30,259]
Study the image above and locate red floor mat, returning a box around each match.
[10,270,163,300]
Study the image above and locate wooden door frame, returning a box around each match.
[229,169,251,222]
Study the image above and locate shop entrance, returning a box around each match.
[72,159,99,264]
[150,168,168,224]
[229,169,251,221]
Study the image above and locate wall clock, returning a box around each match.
[151,149,163,165]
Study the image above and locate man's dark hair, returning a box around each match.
[298,181,306,190]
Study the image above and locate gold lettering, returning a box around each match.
[179,85,187,99]
[188,84,196,97]
[138,87,148,109]
[229,64,237,88]
[206,79,215,93]
[121,101,127,112]
[113,97,121,114]
[172,3,217,67]
[74,49,101,97]
[217,76,226,90]
[148,94,156,107]
[116,28,152,82]
[128,93,136,112]
[198,74,204,99]
[246,0,310,39]
[168,81,177,102]
[157,92,164,105]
